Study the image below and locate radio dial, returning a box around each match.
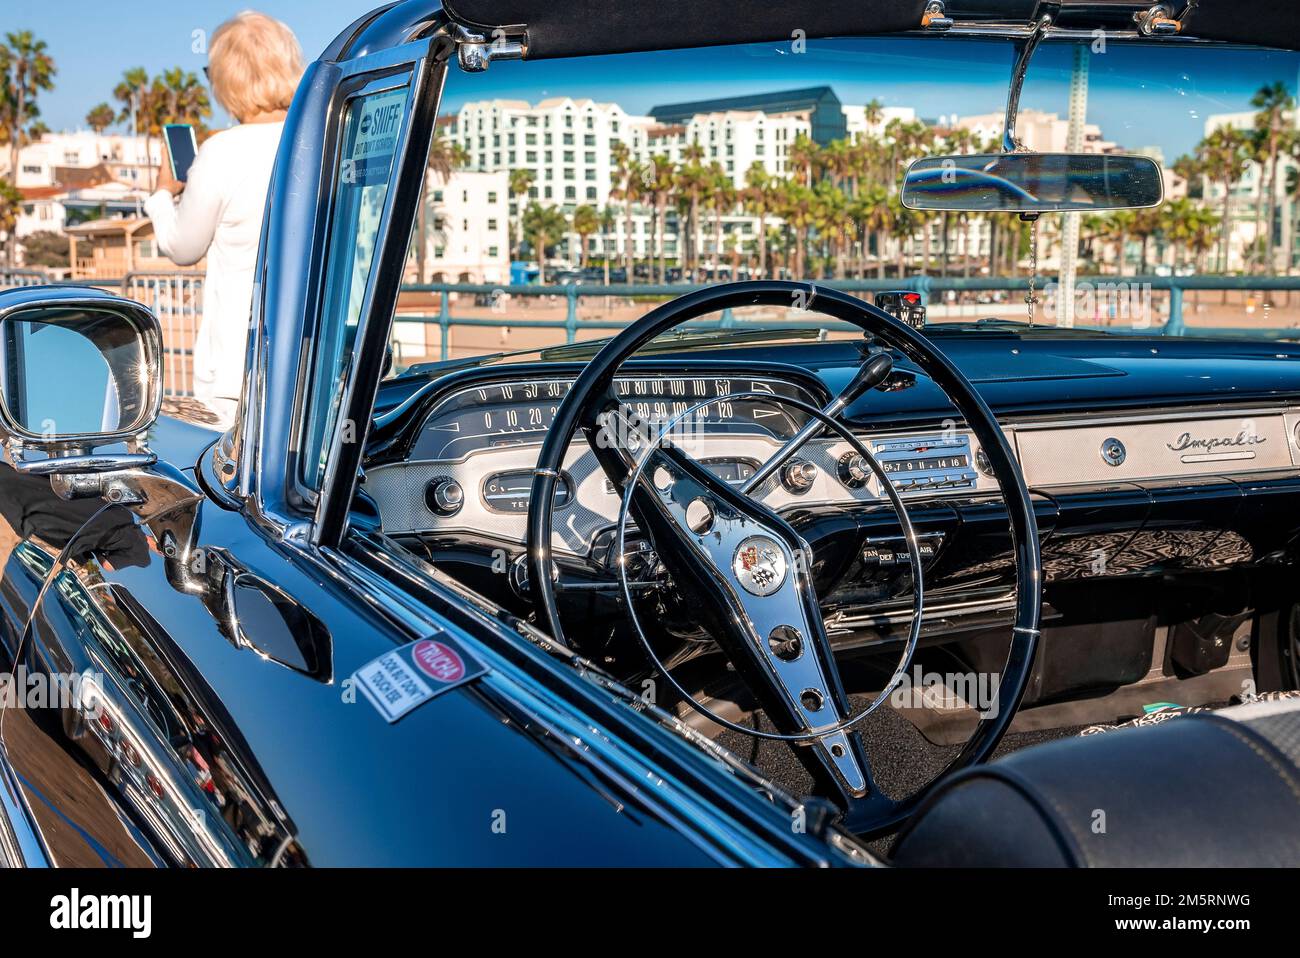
[426,477,465,516]
[781,459,818,493]
[838,452,871,488]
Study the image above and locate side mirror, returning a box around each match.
[0,287,163,476]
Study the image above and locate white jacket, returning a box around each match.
[145,122,284,416]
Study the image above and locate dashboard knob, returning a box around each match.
[426,478,464,516]
[838,452,871,488]
[781,459,818,493]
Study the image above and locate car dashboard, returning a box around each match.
[362,335,1300,716]
[363,363,1007,557]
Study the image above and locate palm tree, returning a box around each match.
[1198,125,1251,273]
[597,205,616,283]
[858,184,892,278]
[646,154,675,283]
[887,195,918,276]
[610,142,642,283]
[788,132,819,188]
[521,202,568,284]
[675,143,708,277]
[1131,207,1163,274]
[154,67,210,131]
[703,163,734,279]
[742,163,776,278]
[863,98,884,136]
[1,31,56,197]
[571,204,599,268]
[85,103,115,134]
[813,179,852,279]
[0,178,21,266]
[777,180,817,279]
[1250,81,1295,274]
[507,168,534,261]
[113,68,157,189]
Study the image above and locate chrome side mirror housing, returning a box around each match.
[0,286,163,481]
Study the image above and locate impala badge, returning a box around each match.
[1167,429,1265,463]
[733,536,788,597]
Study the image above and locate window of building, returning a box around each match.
[565,186,576,199]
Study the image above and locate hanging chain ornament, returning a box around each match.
[1025,215,1039,326]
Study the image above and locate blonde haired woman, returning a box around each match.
[146,10,304,423]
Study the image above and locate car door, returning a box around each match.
[0,31,447,867]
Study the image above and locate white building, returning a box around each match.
[648,109,811,187]
[3,130,161,191]
[842,105,916,141]
[448,97,653,211]
[954,109,1115,154]
[413,169,511,284]
[446,94,826,265]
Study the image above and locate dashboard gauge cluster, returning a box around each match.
[361,370,1002,556]
[408,375,814,462]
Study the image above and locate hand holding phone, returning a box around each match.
[164,124,198,183]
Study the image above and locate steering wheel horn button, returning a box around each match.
[732,535,789,596]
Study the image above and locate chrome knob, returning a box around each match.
[426,478,464,516]
[781,459,818,493]
[838,452,871,488]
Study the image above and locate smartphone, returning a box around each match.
[164,123,198,182]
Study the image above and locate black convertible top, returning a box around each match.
[440,0,1300,58]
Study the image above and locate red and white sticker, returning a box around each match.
[353,633,486,723]
[411,639,466,684]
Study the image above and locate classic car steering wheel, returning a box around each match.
[527,281,1042,835]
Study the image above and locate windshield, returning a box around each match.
[388,35,1300,374]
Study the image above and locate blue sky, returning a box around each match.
[11,3,1300,159]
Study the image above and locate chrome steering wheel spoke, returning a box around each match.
[605,392,926,805]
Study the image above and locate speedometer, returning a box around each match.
[412,375,814,461]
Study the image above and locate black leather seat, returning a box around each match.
[891,699,1300,867]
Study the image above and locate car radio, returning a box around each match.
[868,434,978,494]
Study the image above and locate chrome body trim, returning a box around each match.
[0,739,51,868]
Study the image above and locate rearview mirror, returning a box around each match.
[901,153,1164,213]
[0,288,162,449]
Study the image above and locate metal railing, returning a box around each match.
[0,268,50,288]
[394,275,1300,364]
[3,269,1300,395]
[122,272,202,398]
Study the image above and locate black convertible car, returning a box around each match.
[2,0,1300,867]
